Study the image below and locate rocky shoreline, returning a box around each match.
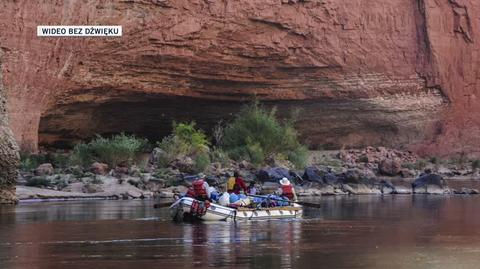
[14,147,480,202]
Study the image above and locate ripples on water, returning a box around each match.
[2,195,480,269]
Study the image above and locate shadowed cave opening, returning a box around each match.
[37,92,421,151]
[38,95,247,149]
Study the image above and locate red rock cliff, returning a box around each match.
[0,48,19,203]
[0,0,477,156]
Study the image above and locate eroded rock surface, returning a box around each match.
[0,49,19,203]
[0,0,478,156]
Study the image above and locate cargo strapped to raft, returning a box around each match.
[190,200,209,217]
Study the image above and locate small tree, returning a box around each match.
[71,133,148,167]
[472,159,480,171]
[157,122,211,172]
[221,101,308,168]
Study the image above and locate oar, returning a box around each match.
[247,194,321,208]
[294,201,322,208]
[291,171,304,185]
[153,202,174,208]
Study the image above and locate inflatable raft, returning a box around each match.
[169,197,303,221]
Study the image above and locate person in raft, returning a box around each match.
[247,181,257,195]
[226,171,248,194]
[278,177,298,202]
[186,178,211,202]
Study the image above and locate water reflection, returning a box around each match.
[179,219,302,268]
[1,196,480,268]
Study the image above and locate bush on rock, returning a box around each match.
[221,101,308,168]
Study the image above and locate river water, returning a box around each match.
[2,195,480,269]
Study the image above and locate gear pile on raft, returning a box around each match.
[169,172,303,222]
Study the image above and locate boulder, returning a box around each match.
[34,163,54,176]
[129,165,142,177]
[323,172,339,185]
[126,190,143,199]
[25,176,52,187]
[239,160,254,170]
[413,184,451,195]
[453,187,479,195]
[171,185,188,194]
[140,173,154,183]
[148,147,164,165]
[170,156,195,173]
[82,183,104,193]
[318,185,337,195]
[145,180,165,193]
[412,173,446,190]
[158,191,175,198]
[393,185,412,194]
[378,158,402,176]
[343,184,382,195]
[114,166,129,175]
[257,167,293,182]
[340,168,377,185]
[296,187,316,196]
[342,184,357,194]
[302,167,323,183]
[62,182,85,192]
[334,188,348,195]
[65,165,84,177]
[90,162,109,175]
[302,166,339,185]
[400,168,415,178]
[381,186,395,194]
[126,176,143,188]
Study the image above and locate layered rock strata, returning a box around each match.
[0,0,477,156]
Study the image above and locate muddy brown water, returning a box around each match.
[2,193,480,269]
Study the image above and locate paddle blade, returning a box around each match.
[153,202,173,208]
[297,201,321,208]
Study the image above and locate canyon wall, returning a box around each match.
[0,0,478,156]
[0,49,19,203]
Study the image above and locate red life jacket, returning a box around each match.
[233,177,245,194]
[192,180,207,199]
[185,189,196,198]
[281,184,294,200]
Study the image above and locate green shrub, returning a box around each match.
[157,122,210,168]
[194,152,210,173]
[173,122,209,151]
[70,143,93,167]
[71,133,148,167]
[288,146,309,169]
[430,156,440,165]
[210,147,229,164]
[156,135,181,167]
[221,101,308,168]
[20,152,41,171]
[450,152,468,167]
[50,154,69,168]
[25,176,51,187]
[317,155,342,168]
[472,159,480,170]
[154,168,179,187]
[403,159,427,171]
[19,152,70,171]
[246,140,265,166]
[402,163,414,170]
